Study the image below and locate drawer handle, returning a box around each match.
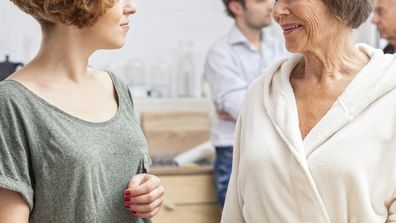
[164,203,176,211]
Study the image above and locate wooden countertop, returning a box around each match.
[150,165,213,176]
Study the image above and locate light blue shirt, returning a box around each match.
[204,25,289,146]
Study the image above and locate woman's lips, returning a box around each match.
[120,21,129,27]
[120,22,129,31]
[281,23,303,35]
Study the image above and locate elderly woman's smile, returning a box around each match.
[281,23,303,35]
[272,0,340,53]
[272,0,373,54]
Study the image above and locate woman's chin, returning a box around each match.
[113,42,125,49]
[101,41,126,50]
[285,45,299,53]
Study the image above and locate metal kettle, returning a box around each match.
[0,55,24,81]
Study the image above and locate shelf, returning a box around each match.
[134,97,212,112]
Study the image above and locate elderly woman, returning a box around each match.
[0,0,164,222]
[221,0,396,222]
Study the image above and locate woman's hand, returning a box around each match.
[124,174,164,219]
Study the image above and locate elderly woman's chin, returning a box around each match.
[284,41,302,54]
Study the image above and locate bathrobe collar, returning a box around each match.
[262,43,396,160]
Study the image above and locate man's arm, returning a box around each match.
[204,47,248,120]
[0,188,29,223]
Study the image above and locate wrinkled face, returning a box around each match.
[242,0,274,30]
[87,0,136,49]
[272,0,341,53]
[372,0,396,42]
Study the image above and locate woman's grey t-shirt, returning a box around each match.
[0,73,151,223]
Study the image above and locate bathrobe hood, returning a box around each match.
[260,43,396,222]
[262,43,396,160]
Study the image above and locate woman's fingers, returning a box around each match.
[128,174,161,196]
[130,183,164,204]
[131,204,163,219]
[124,174,165,218]
[130,194,164,213]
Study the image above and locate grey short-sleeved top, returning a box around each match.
[0,73,151,223]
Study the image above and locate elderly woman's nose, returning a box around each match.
[371,14,379,25]
[267,1,274,10]
[272,0,289,18]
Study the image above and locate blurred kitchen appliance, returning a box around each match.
[0,55,23,81]
[173,141,214,166]
[124,60,144,86]
[123,59,147,98]
[148,62,172,98]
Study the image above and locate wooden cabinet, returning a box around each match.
[151,166,221,223]
[141,111,210,156]
[137,99,219,222]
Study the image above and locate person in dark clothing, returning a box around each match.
[383,43,395,54]
[0,55,23,81]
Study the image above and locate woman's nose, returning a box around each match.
[124,0,137,15]
[266,0,274,11]
[371,13,379,25]
[272,0,289,20]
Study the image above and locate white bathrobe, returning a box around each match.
[221,44,396,223]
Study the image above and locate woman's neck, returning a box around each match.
[29,25,95,83]
[295,31,369,83]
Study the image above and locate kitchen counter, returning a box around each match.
[150,165,213,176]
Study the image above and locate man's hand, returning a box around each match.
[218,110,234,120]
[124,174,165,219]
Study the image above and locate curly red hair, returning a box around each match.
[10,0,116,28]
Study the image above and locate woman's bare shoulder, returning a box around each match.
[88,67,115,90]
[5,64,45,92]
[6,66,35,83]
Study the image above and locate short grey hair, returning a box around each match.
[323,0,374,28]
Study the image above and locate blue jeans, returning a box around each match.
[214,146,233,209]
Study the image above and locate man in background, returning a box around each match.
[372,0,396,54]
[204,0,288,208]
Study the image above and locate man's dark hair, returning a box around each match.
[223,0,246,18]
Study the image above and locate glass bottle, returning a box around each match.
[176,41,195,97]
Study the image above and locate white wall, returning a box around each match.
[0,0,380,96]
[0,1,42,63]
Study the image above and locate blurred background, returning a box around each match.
[0,1,388,222]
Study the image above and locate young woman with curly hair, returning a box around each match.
[0,0,164,222]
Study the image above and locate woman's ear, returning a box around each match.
[229,1,245,17]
